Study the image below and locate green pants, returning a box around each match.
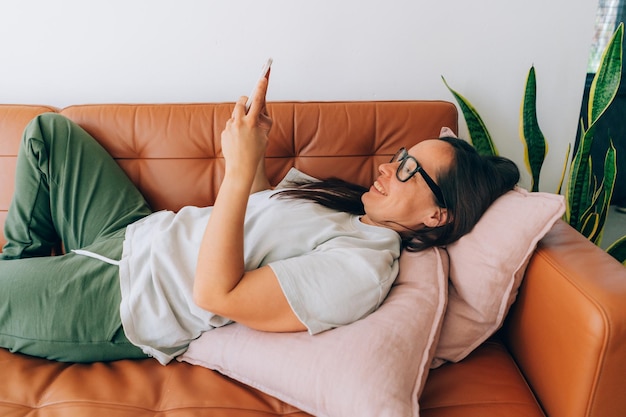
[0,113,152,362]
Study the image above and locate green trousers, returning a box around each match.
[0,113,152,362]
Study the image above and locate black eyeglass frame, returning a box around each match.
[391,148,447,208]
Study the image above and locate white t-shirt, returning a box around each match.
[117,169,401,365]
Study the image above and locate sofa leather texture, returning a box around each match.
[1,101,624,417]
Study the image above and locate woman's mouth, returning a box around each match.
[373,181,387,196]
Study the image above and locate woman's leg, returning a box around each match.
[0,230,148,362]
[1,113,151,259]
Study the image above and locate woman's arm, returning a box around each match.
[193,78,305,333]
[250,158,272,194]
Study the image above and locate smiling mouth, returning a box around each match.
[373,181,387,196]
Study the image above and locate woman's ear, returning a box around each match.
[424,207,450,228]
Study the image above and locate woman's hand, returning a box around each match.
[220,77,273,188]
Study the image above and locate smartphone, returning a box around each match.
[245,57,273,114]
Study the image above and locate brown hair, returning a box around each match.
[408,136,520,250]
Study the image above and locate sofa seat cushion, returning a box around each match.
[0,348,310,417]
[2,340,544,417]
[420,337,545,417]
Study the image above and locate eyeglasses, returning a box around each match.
[390,148,447,208]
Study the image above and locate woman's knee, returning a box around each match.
[21,113,96,169]
[31,112,68,125]
[23,113,76,145]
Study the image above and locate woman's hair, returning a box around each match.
[274,136,520,251]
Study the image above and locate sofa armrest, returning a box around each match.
[504,220,626,417]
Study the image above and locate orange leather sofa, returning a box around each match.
[1,101,625,417]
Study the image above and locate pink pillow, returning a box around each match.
[179,246,448,417]
[432,186,565,366]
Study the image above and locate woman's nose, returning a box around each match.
[378,162,396,177]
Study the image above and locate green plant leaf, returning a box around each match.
[607,234,626,265]
[589,22,623,127]
[442,76,498,156]
[557,143,571,196]
[567,133,595,230]
[577,180,602,236]
[590,142,618,244]
[519,66,547,192]
[580,212,600,240]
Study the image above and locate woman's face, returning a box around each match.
[361,139,454,233]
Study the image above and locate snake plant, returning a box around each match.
[519,66,548,192]
[443,22,626,265]
[567,22,622,254]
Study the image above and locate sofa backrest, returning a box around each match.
[0,105,59,250]
[0,101,457,248]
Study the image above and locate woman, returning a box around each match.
[0,78,519,364]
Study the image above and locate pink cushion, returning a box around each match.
[179,246,448,417]
[432,186,565,365]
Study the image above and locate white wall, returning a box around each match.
[0,0,599,191]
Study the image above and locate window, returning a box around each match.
[587,0,626,72]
